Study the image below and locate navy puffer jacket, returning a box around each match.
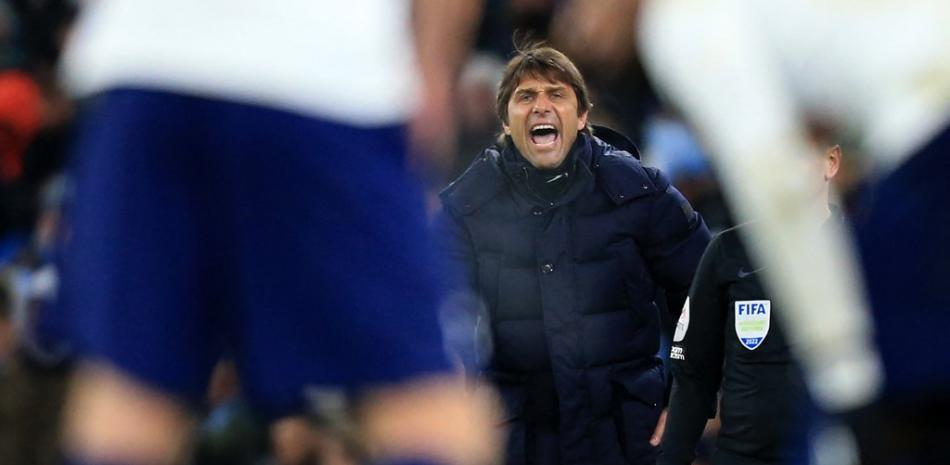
[437,128,710,465]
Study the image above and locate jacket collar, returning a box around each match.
[590,125,640,160]
[440,126,643,216]
[498,132,596,213]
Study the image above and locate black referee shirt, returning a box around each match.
[659,209,844,465]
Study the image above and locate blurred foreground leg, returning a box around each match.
[360,375,502,465]
[62,363,193,465]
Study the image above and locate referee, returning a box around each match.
[659,145,845,465]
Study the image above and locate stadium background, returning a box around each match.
[0,1,874,464]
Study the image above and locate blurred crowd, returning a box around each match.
[0,1,876,464]
[0,1,76,463]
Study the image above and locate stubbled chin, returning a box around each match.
[530,150,565,168]
[531,147,557,157]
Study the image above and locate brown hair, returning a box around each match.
[496,43,592,127]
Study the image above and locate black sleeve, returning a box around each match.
[432,206,483,374]
[641,168,712,316]
[433,207,477,292]
[658,234,726,465]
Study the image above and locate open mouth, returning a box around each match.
[530,124,559,147]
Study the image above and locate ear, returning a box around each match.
[578,110,589,131]
[825,145,841,181]
[503,124,511,135]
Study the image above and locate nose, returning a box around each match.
[532,93,552,113]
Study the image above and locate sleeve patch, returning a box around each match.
[673,297,690,342]
[670,345,686,360]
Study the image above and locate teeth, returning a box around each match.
[531,124,556,131]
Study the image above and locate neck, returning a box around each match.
[506,134,588,203]
[820,188,832,221]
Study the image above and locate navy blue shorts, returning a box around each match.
[60,89,452,417]
[857,123,950,399]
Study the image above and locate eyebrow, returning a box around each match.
[514,85,567,95]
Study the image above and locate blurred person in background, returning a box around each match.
[636,1,950,463]
[0,0,76,245]
[13,176,73,463]
[0,274,16,459]
[454,53,507,176]
[641,109,732,232]
[0,263,70,465]
[55,2,501,465]
[191,359,267,465]
[437,44,710,465]
[548,0,657,150]
[660,144,845,465]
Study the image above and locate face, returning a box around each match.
[503,75,589,170]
